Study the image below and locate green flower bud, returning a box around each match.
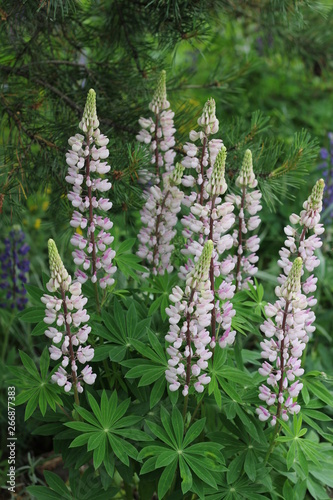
[79,89,99,134]
[169,162,185,186]
[308,178,325,211]
[47,239,71,292]
[281,257,302,299]
[236,149,257,188]
[149,70,170,114]
[206,145,227,196]
[188,240,214,289]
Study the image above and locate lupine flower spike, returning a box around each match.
[257,257,312,425]
[41,239,96,403]
[165,241,214,396]
[223,149,262,291]
[66,89,116,293]
[137,163,185,275]
[136,70,176,181]
[181,145,237,349]
[278,179,325,311]
[0,227,30,310]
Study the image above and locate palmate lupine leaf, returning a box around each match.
[65,390,153,477]
[121,330,168,408]
[10,349,63,419]
[139,406,226,498]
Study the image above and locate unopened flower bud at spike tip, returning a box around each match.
[79,88,99,133]
[309,178,325,211]
[170,162,185,186]
[206,145,227,195]
[47,239,71,292]
[189,240,214,288]
[281,256,303,298]
[149,70,169,114]
[236,149,257,188]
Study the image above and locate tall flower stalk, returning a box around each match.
[137,163,185,275]
[42,239,96,405]
[257,179,325,426]
[257,257,308,425]
[165,240,214,397]
[136,70,176,182]
[66,89,116,310]
[223,149,262,291]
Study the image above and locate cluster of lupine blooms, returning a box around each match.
[0,228,29,310]
[42,239,96,393]
[137,72,324,417]
[66,89,116,289]
[318,132,333,219]
[41,89,118,395]
[136,73,263,394]
[257,179,325,425]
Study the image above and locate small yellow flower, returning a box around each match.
[34,218,41,230]
[42,201,49,211]
[76,227,83,235]
[29,204,38,213]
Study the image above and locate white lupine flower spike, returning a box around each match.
[137,163,185,275]
[42,240,96,403]
[222,149,262,292]
[136,70,176,181]
[66,89,116,302]
[165,241,214,396]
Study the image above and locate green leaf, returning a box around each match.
[156,450,178,468]
[160,407,177,448]
[25,391,39,420]
[39,348,50,380]
[305,379,333,407]
[296,442,308,476]
[88,432,106,452]
[244,450,256,481]
[179,455,193,494]
[25,284,44,303]
[182,419,206,448]
[157,458,178,500]
[117,238,136,254]
[93,436,106,470]
[44,471,71,499]
[286,441,296,470]
[87,392,103,425]
[150,376,166,409]
[184,455,217,489]
[227,453,244,484]
[74,405,100,427]
[19,351,41,381]
[17,307,45,323]
[26,486,61,500]
[171,407,184,448]
[146,420,174,447]
[31,321,47,336]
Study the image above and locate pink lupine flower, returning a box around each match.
[42,239,96,402]
[278,179,325,312]
[257,257,316,425]
[136,70,176,180]
[66,89,116,292]
[137,163,185,275]
[221,149,262,291]
[165,241,214,395]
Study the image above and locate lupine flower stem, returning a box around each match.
[152,189,170,264]
[275,300,290,419]
[209,195,217,341]
[199,137,207,205]
[235,185,246,292]
[60,287,80,407]
[155,114,160,179]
